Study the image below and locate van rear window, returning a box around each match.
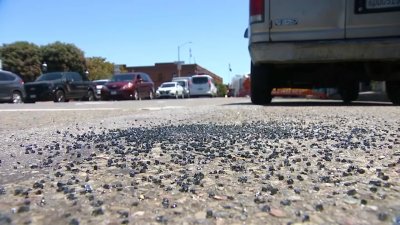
[192,77,208,84]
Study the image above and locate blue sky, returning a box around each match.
[0,0,250,83]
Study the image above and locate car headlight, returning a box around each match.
[122,82,133,90]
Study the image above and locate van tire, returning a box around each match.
[251,63,273,105]
[386,81,400,105]
[339,81,359,104]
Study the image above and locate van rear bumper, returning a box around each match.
[250,37,400,64]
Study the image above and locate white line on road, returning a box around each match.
[139,106,186,111]
[0,108,118,112]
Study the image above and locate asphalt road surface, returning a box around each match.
[0,97,399,225]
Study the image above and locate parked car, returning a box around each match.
[0,70,25,103]
[189,74,218,97]
[101,73,154,100]
[93,79,110,100]
[156,81,185,99]
[24,72,96,103]
[173,79,190,98]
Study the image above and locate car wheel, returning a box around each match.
[149,90,154,100]
[11,91,23,104]
[251,63,273,105]
[54,90,66,102]
[87,90,95,101]
[133,90,139,100]
[339,81,359,104]
[386,81,400,105]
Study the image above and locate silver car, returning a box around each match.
[93,79,110,100]
[0,70,25,103]
[156,82,185,99]
[247,0,400,104]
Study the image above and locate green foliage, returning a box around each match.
[86,57,114,80]
[41,41,86,74]
[216,82,228,97]
[0,41,42,81]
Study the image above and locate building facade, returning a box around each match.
[127,62,223,88]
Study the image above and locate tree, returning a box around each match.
[41,41,86,74]
[216,82,228,97]
[0,41,42,81]
[86,57,114,80]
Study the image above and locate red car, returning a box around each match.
[101,73,154,100]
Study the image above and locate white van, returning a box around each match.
[246,0,400,104]
[172,77,191,98]
[189,75,217,97]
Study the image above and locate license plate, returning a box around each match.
[30,94,36,99]
[366,0,400,9]
[111,91,117,95]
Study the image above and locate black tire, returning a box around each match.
[148,90,154,100]
[339,81,359,104]
[133,90,139,100]
[11,91,23,104]
[251,63,273,105]
[24,99,36,104]
[386,81,400,105]
[87,90,95,101]
[54,90,66,102]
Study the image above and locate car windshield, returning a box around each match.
[35,73,63,81]
[161,83,175,88]
[111,74,135,82]
[192,77,208,84]
[94,80,108,85]
[177,81,186,87]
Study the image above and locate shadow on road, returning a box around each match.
[223,101,394,107]
[223,92,395,107]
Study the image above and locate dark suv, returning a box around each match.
[0,70,25,103]
[24,72,96,103]
[101,73,154,100]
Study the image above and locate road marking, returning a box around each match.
[0,108,118,112]
[140,106,186,111]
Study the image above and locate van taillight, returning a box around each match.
[250,0,264,23]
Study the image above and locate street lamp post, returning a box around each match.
[177,41,192,77]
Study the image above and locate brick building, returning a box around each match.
[126,62,223,88]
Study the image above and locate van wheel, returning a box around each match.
[11,91,23,104]
[251,63,273,105]
[54,90,66,102]
[386,81,400,105]
[339,81,359,104]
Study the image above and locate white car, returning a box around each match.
[156,82,185,99]
[189,75,217,97]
